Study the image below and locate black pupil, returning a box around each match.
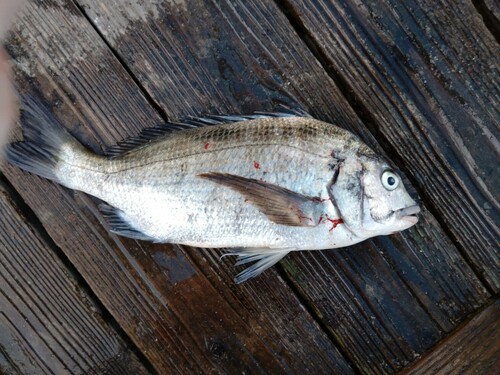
[387,176,396,186]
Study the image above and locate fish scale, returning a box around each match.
[7,97,420,282]
[97,143,331,246]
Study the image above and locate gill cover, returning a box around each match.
[328,157,364,233]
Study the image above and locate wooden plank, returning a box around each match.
[2,1,354,373]
[475,0,500,39]
[0,181,150,374]
[73,0,492,372]
[403,300,500,374]
[2,0,493,373]
[3,0,491,373]
[281,0,500,291]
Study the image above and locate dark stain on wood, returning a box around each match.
[404,300,500,374]
[1,0,498,373]
[153,246,197,284]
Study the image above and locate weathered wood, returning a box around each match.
[3,1,354,373]
[203,210,491,372]
[2,0,495,373]
[281,0,500,291]
[73,0,491,372]
[0,181,150,375]
[1,177,353,374]
[476,0,500,40]
[403,300,500,374]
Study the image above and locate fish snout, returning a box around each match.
[395,205,421,225]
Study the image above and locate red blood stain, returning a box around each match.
[253,161,260,169]
[326,218,343,232]
[318,214,343,231]
[204,142,210,150]
[290,207,312,224]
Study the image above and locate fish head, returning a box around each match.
[328,153,420,239]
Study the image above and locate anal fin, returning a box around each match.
[98,203,156,241]
[224,248,291,283]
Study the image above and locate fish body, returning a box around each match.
[7,98,420,282]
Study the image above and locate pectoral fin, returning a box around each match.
[199,172,322,227]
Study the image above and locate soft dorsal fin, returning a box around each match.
[105,108,310,156]
[199,172,322,227]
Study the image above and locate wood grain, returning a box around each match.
[0,182,149,375]
[403,300,500,374]
[2,0,354,373]
[281,0,500,291]
[74,0,491,372]
[475,0,500,40]
[200,209,491,373]
[1,0,493,373]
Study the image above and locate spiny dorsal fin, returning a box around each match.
[105,122,195,156]
[105,108,310,156]
[199,172,322,227]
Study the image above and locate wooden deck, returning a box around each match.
[0,0,498,373]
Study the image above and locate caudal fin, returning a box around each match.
[5,96,82,182]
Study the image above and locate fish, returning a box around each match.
[6,97,420,283]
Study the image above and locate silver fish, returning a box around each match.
[6,98,420,282]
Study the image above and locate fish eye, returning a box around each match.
[381,170,399,190]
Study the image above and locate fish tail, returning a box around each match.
[6,96,86,183]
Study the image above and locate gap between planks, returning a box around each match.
[470,0,500,43]
[4,0,492,374]
[274,0,498,295]
[71,0,171,123]
[401,297,500,374]
[0,172,157,374]
[65,1,367,371]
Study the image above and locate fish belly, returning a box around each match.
[98,177,362,250]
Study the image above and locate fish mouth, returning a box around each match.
[395,205,421,225]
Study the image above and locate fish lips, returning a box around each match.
[395,205,421,225]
